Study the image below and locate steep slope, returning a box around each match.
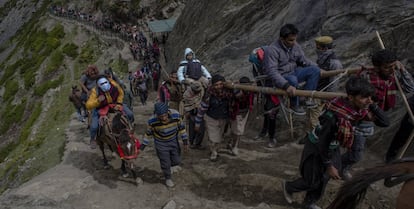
[166,0,414,74]
[165,0,414,154]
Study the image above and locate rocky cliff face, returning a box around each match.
[0,1,43,63]
[165,0,414,154]
[166,0,414,75]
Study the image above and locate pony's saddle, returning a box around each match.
[99,111,140,159]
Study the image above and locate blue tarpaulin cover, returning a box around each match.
[147,18,176,33]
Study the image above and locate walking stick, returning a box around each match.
[376,30,414,159]
[395,76,414,159]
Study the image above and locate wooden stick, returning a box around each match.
[376,31,386,49]
[224,82,346,99]
[320,66,363,78]
[395,73,414,159]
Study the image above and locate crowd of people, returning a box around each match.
[68,21,414,209]
[50,5,149,43]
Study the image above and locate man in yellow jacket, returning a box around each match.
[86,76,134,149]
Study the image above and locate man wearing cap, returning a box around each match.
[195,74,233,161]
[140,102,189,188]
[86,76,135,149]
[306,36,343,136]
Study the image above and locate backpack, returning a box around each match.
[248,46,266,78]
[180,61,203,80]
[152,70,159,80]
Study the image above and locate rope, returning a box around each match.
[319,69,349,92]
[310,90,316,99]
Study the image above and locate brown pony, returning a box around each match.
[96,108,141,184]
[327,158,414,209]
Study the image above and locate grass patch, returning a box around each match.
[0,99,27,135]
[0,60,21,84]
[0,86,71,193]
[117,53,129,73]
[44,50,64,77]
[18,102,42,144]
[78,37,101,64]
[0,0,73,194]
[33,75,64,96]
[49,23,65,39]
[0,142,18,164]
[3,79,19,102]
[62,42,79,58]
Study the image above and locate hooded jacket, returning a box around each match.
[177,48,211,83]
[86,79,124,110]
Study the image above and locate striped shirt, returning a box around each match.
[143,109,188,145]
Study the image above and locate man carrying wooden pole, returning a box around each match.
[374,31,414,162]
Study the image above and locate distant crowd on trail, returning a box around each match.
[68,22,414,208]
[49,5,168,47]
[53,2,165,111]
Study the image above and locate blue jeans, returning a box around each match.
[283,66,320,106]
[341,121,374,170]
[89,105,135,141]
[122,105,135,123]
[341,134,366,170]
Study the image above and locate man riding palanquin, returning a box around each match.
[177,48,211,98]
[86,76,135,149]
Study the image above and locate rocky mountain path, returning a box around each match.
[0,89,400,209]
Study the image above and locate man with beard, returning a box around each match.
[195,74,233,161]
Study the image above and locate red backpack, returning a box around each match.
[152,70,159,80]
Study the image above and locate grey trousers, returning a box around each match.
[155,140,181,179]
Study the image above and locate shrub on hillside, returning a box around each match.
[3,80,19,102]
[49,24,65,39]
[62,43,79,58]
[44,50,64,77]
[33,75,64,96]
[0,99,26,134]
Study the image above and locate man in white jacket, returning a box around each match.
[177,48,211,86]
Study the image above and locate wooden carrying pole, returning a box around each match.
[224,82,346,99]
[320,66,362,78]
[375,30,414,159]
[395,75,414,158]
